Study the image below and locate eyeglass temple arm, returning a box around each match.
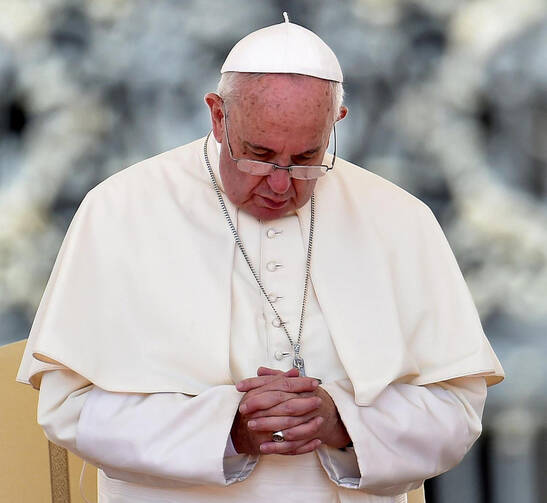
[327,123,337,172]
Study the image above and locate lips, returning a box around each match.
[257,195,289,209]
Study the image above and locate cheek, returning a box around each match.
[221,166,263,203]
[294,180,317,202]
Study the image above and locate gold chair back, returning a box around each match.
[0,339,98,503]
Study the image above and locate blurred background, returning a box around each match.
[1,0,546,501]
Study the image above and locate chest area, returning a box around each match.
[229,210,347,384]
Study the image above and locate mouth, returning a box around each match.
[257,195,290,209]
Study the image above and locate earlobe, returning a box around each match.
[337,106,348,121]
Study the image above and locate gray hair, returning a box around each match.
[217,72,344,123]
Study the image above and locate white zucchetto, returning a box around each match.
[221,12,343,82]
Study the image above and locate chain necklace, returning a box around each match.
[203,131,315,376]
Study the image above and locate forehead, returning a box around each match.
[230,74,333,133]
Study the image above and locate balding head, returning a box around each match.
[204,73,347,220]
[217,72,345,124]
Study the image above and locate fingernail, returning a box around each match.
[317,416,324,425]
[312,379,319,387]
[260,444,270,454]
[239,404,247,413]
[248,420,256,429]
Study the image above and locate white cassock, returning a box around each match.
[19,134,504,502]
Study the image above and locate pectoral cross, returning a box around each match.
[293,354,306,376]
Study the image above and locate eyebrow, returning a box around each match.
[243,141,320,156]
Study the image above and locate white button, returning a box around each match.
[272,318,282,328]
[274,351,291,361]
[266,261,282,272]
[266,228,283,239]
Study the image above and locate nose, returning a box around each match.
[266,167,292,194]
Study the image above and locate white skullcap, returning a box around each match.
[221,12,343,82]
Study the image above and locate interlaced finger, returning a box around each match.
[280,416,324,441]
[291,439,322,455]
[247,411,318,432]
[237,374,319,394]
[260,438,322,455]
[248,396,321,418]
[239,391,299,415]
[256,367,299,377]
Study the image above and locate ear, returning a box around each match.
[204,93,225,143]
[337,105,348,121]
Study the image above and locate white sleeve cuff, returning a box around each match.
[224,434,239,457]
[77,384,257,487]
[222,434,259,485]
[318,377,486,495]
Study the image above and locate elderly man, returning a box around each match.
[18,15,503,503]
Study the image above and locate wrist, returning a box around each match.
[231,411,259,455]
[318,390,351,448]
[325,412,351,448]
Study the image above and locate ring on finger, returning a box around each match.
[272,430,285,442]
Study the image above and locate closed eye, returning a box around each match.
[293,155,316,163]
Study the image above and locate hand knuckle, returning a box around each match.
[282,376,292,391]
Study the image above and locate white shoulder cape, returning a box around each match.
[17,135,504,405]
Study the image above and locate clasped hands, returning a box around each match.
[231,366,350,456]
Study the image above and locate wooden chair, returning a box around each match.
[1,339,425,502]
[0,340,97,503]
[408,485,426,503]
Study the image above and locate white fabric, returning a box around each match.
[220,14,343,82]
[224,435,239,458]
[38,369,486,502]
[25,130,502,501]
[320,377,486,495]
[228,207,348,383]
[35,201,488,501]
[16,135,504,404]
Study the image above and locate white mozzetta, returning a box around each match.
[36,195,488,500]
[27,130,502,501]
[17,135,504,402]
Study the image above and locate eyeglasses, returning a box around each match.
[223,107,337,180]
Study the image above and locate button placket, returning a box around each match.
[263,227,287,362]
[260,217,304,364]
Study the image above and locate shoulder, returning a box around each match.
[320,155,436,227]
[82,137,208,211]
[66,137,217,253]
[321,157,456,278]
